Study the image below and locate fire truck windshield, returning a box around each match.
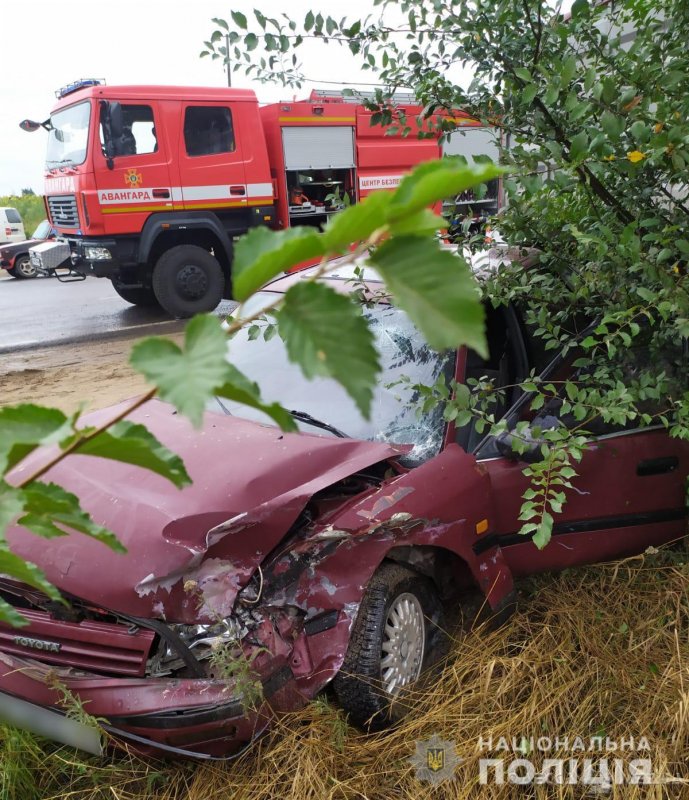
[46,101,91,168]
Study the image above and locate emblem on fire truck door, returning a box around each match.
[124,168,143,188]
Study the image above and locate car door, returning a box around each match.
[474,332,689,576]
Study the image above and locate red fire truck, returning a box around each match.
[22,80,496,317]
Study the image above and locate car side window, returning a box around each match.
[184,107,235,157]
[456,303,528,452]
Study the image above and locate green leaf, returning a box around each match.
[20,482,126,553]
[532,512,554,549]
[569,131,588,160]
[0,481,24,538]
[245,33,258,51]
[521,84,538,106]
[0,404,72,475]
[216,364,298,431]
[601,111,623,140]
[0,595,30,628]
[561,55,577,85]
[277,282,380,417]
[130,315,230,428]
[387,159,504,221]
[544,85,559,107]
[211,17,229,31]
[233,227,326,301]
[76,422,191,488]
[388,209,447,237]
[231,10,247,29]
[369,238,486,356]
[514,67,532,82]
[304,10,314,30]
[321,192,392,251]
[0,546,62,602]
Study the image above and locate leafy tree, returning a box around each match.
[205,0,689,546]
[0,159,496,626]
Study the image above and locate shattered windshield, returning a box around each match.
[213,293,456,466]
[46,101,91,167]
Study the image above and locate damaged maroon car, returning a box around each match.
[1,262,689,759]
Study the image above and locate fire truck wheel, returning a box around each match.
[110,279,160,307]
[152,245,224,318]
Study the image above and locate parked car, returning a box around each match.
[0,220,56,279]
[0,207,26,245]
[1,256,688,759]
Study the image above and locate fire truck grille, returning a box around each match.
[47,195,80,228]
[0,608,154,677]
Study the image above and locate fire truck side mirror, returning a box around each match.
[19,119,42,132]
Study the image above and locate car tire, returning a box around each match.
[13,255,37,279]
[110,278,160,307]
[333,562,444,730]
[152,245,224,318]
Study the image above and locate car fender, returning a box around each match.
[259,444,516,693]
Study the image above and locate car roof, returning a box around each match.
[262,244,537,295]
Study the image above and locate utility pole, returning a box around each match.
[225,34,232,87]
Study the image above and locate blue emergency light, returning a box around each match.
[56,79,105,99]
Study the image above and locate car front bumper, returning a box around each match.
[0,650,298,759]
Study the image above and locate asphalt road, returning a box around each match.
[0,272,238,354]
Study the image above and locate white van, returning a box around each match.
[0,208,26,244]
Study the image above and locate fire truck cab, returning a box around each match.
[27,80,489,317]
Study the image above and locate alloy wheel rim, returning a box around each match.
[380,592,425,695]
[18,257,36,277]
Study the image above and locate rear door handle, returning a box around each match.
[229,185,246,196]
[637,456,679,476]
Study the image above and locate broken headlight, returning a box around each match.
[147,617,247,678]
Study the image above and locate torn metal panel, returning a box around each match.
[6,400,405,623]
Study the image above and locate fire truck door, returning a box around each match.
[95,101,175,229]
[177,103,247,211]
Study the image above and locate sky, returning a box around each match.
[0,0,389,196]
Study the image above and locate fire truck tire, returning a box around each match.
[110,279,160,307]
[152,245,224,318]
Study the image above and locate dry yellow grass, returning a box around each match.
[4,547,689,800]
[3,340,689,798]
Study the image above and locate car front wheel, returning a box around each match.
[333,563,443,730]
[13,255,37,279]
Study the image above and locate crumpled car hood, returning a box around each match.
[7,399,404,623]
